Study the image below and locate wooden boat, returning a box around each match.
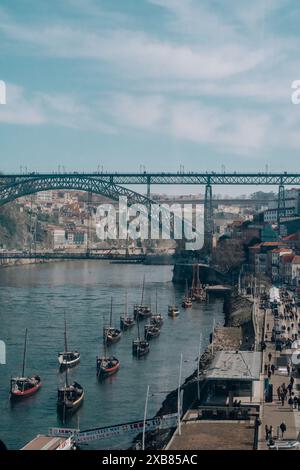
[120,292,135,330]
[10,329,42,399]
[168,305,179,317]
[57,372,84,417]
[103,298,122,344]
[144,324,160,340]
[182,280,193,309]
[132,316,150,357]
[58,315,80,369]
[132,339,150,357]
[150,290,164,326]
[150,314,164,327]
[134,275,151,320]
[96,356,120,379]
[191,264,206,302]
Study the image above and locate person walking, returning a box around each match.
[288,396,293,409]
[277,386,281,401]
[294,395,298,409]
[271,364,275,375]
[279,422,287,439]
[268,352,272,362]
[281,393,285,407]
[265,424,270,441]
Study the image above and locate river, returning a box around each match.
[0,261,224,449]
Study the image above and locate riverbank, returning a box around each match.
[0,258,62,268]
[131,293,255,449]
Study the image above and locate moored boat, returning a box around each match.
[58,314,80,369]
[144,324,160,340]
[168,305,179,317]
[133,275,151,320]
[120,292,135,330]
[57,380,84,417]
[182,280,193,308]
[10,329,42,399]
[132,315,150,357]
[96,356,120,379]
[132,339,150,357]
[103,298,122,344]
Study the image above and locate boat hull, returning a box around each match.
[10,380,42,399]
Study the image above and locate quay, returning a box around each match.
[165,286,300,451]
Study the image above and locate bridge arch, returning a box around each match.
[0,175,152,207]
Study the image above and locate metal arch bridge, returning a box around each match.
[0,174,153,207]
[0,171,299,251]
[1,171,300,185]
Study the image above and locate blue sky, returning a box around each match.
[0,0,300,178]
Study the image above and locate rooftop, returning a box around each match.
[205,351,261,381]
[167,421,255,450]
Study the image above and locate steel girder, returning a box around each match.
[1,173,300,185]
[0,175,152,206]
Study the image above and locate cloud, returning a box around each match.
[0,83,114,132]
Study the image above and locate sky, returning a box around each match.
[0,0,300,186]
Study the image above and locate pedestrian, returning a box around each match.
[264,363,268,374]
[287,383,293,396]
[281,393,285,406]
[279,422,287,439]
[298,397,300,411]
[268,352,272,362]
[294,395,298,409]
[265,424,269,440]
[288,396,293,409]
[268,369,272,379]
[277,386,281,401]
[287,364,290,376]
[290,376,295,386]
[271,364,275,374]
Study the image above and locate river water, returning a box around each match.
[0,261,224,449]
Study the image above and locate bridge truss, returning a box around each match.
[1,172,300,252]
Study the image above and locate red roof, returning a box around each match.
[282,254,295,263]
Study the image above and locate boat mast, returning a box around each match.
[141,275,145,305]
[110,297,113,327]
[155,288,158,314]
[64,313,68,352]
[21,328,28,377]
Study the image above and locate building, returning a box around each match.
[264,188,300,223]
[53,229,66,249]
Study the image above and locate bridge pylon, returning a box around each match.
[277,180,285,227]
[204,181,213,253]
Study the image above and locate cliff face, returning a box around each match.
[0,203,29,249]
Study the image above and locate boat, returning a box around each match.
[58,315,80,369]
[57,369,84,418]
[168,304,179,317]
[182,280,193,309]
[103,297,122,344]
[132,315,150,357]
[133,275,152,320]
[10,329,42,399]
[120,292,135,330]
[97,328,120,379]
[191,264,206,302]
[150,289,164,327]
[144,324,160,340]
[96,356,120,379]
[132,339,150,357]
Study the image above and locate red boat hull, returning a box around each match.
[11,382,42,398]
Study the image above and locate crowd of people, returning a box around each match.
[262,288,300,445]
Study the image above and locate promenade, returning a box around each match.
[259,292,300,449]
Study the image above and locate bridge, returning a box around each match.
[1,171,299,251]
[0,251,146,262]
